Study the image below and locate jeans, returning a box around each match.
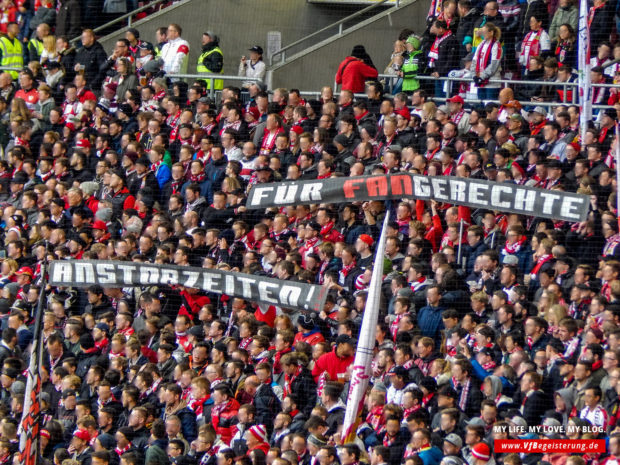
[435,79,445,98]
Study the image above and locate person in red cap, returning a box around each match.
[446,95,470,135]
[71,428,93,463]
[355,234,374,270]
[92,220,111,243]
[15,266,33,286]
[244,424,270,454]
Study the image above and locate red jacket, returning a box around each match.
[335,57,378,93]
[312,349,353,382]
[212,398,240,445]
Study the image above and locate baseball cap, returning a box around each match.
[16,267,33,277]
[336,334,354,346]
[446,95,464,105]
[444,433,463,448]
[531,106,547,115]
[249,45,263,54]
[358,234,374,247]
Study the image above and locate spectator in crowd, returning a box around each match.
[335,45,378,93]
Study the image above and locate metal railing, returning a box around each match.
[70,0,172,44]
[269,0,396,66]
[167,73,260,98]
[303,73,620,111]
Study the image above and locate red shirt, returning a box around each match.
[15,88,39,109]
[312,349,354,382]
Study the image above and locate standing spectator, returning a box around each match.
[471,23,502,100]
[74,29,107,89]
[589,0,613,50]
[197,31,223,91]
[549,0,577,43]
[519,16,550,72]
[160,23,189,75]
[56,0,82,39]
[27,23,50,63]
[239,45,266,89]
[426,20,459,97]
[335,45,378,93]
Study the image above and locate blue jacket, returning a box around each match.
[418,446,443,465]
[417,305,445,347]
[464,240,489,275]
[166,406,197,442]
[154,163,171,189]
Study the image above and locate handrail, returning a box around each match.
[376,73,620,89]
[70,0,172,44]
[269,0,393,66]
[167,73,260,98]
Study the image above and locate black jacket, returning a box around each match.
[74,42,107,89]
[56,0,82,38]
[427,34,459,76]
[253,383,281,434]
[520,0,549,37]
[290,368,318,417]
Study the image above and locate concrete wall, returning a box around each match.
[268,0,429,90]
[98,0,376,76]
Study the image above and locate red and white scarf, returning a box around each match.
[475,39,501,82]
[428,31,452,67]
[504,235,526,254]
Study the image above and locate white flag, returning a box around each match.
[341,212,390,443]
[578,0,592,142]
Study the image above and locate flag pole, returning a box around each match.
[341,212,390,444]
[19,246,49,465]
[578,0,592,143]
[615,123,620,229]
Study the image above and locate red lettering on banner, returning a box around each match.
[390,175,413,196]
[343,179,364,199]
[367,176,388,197]
[494,440,605,454]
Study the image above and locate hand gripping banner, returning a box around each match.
[49,260,328,312]
[246,174,589,223]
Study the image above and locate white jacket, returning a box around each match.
[238,59,266,87]
[161,37,190,74]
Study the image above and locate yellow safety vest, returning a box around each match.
[197,46,223,90]
[28,38,43,59]
[0,36,23,79]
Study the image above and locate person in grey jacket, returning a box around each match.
[549,0,578,42]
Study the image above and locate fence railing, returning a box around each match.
[269,0,395,66]
[310,73,620,111]
[167,74,260,99]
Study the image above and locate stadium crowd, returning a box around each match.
[0,1,617,465]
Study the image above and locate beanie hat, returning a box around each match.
[406,35,421,50]
[248,424,267,443]
[298,313,316,331]
[79,333,95,350]
[471,443,491,461]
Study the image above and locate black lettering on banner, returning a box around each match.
[246,174,589,222]
[49,260,328,312]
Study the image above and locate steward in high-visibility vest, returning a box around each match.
[27,37,44,63]
[402,35,422,93]
[0,23,23,79]
[197,31,223,90]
